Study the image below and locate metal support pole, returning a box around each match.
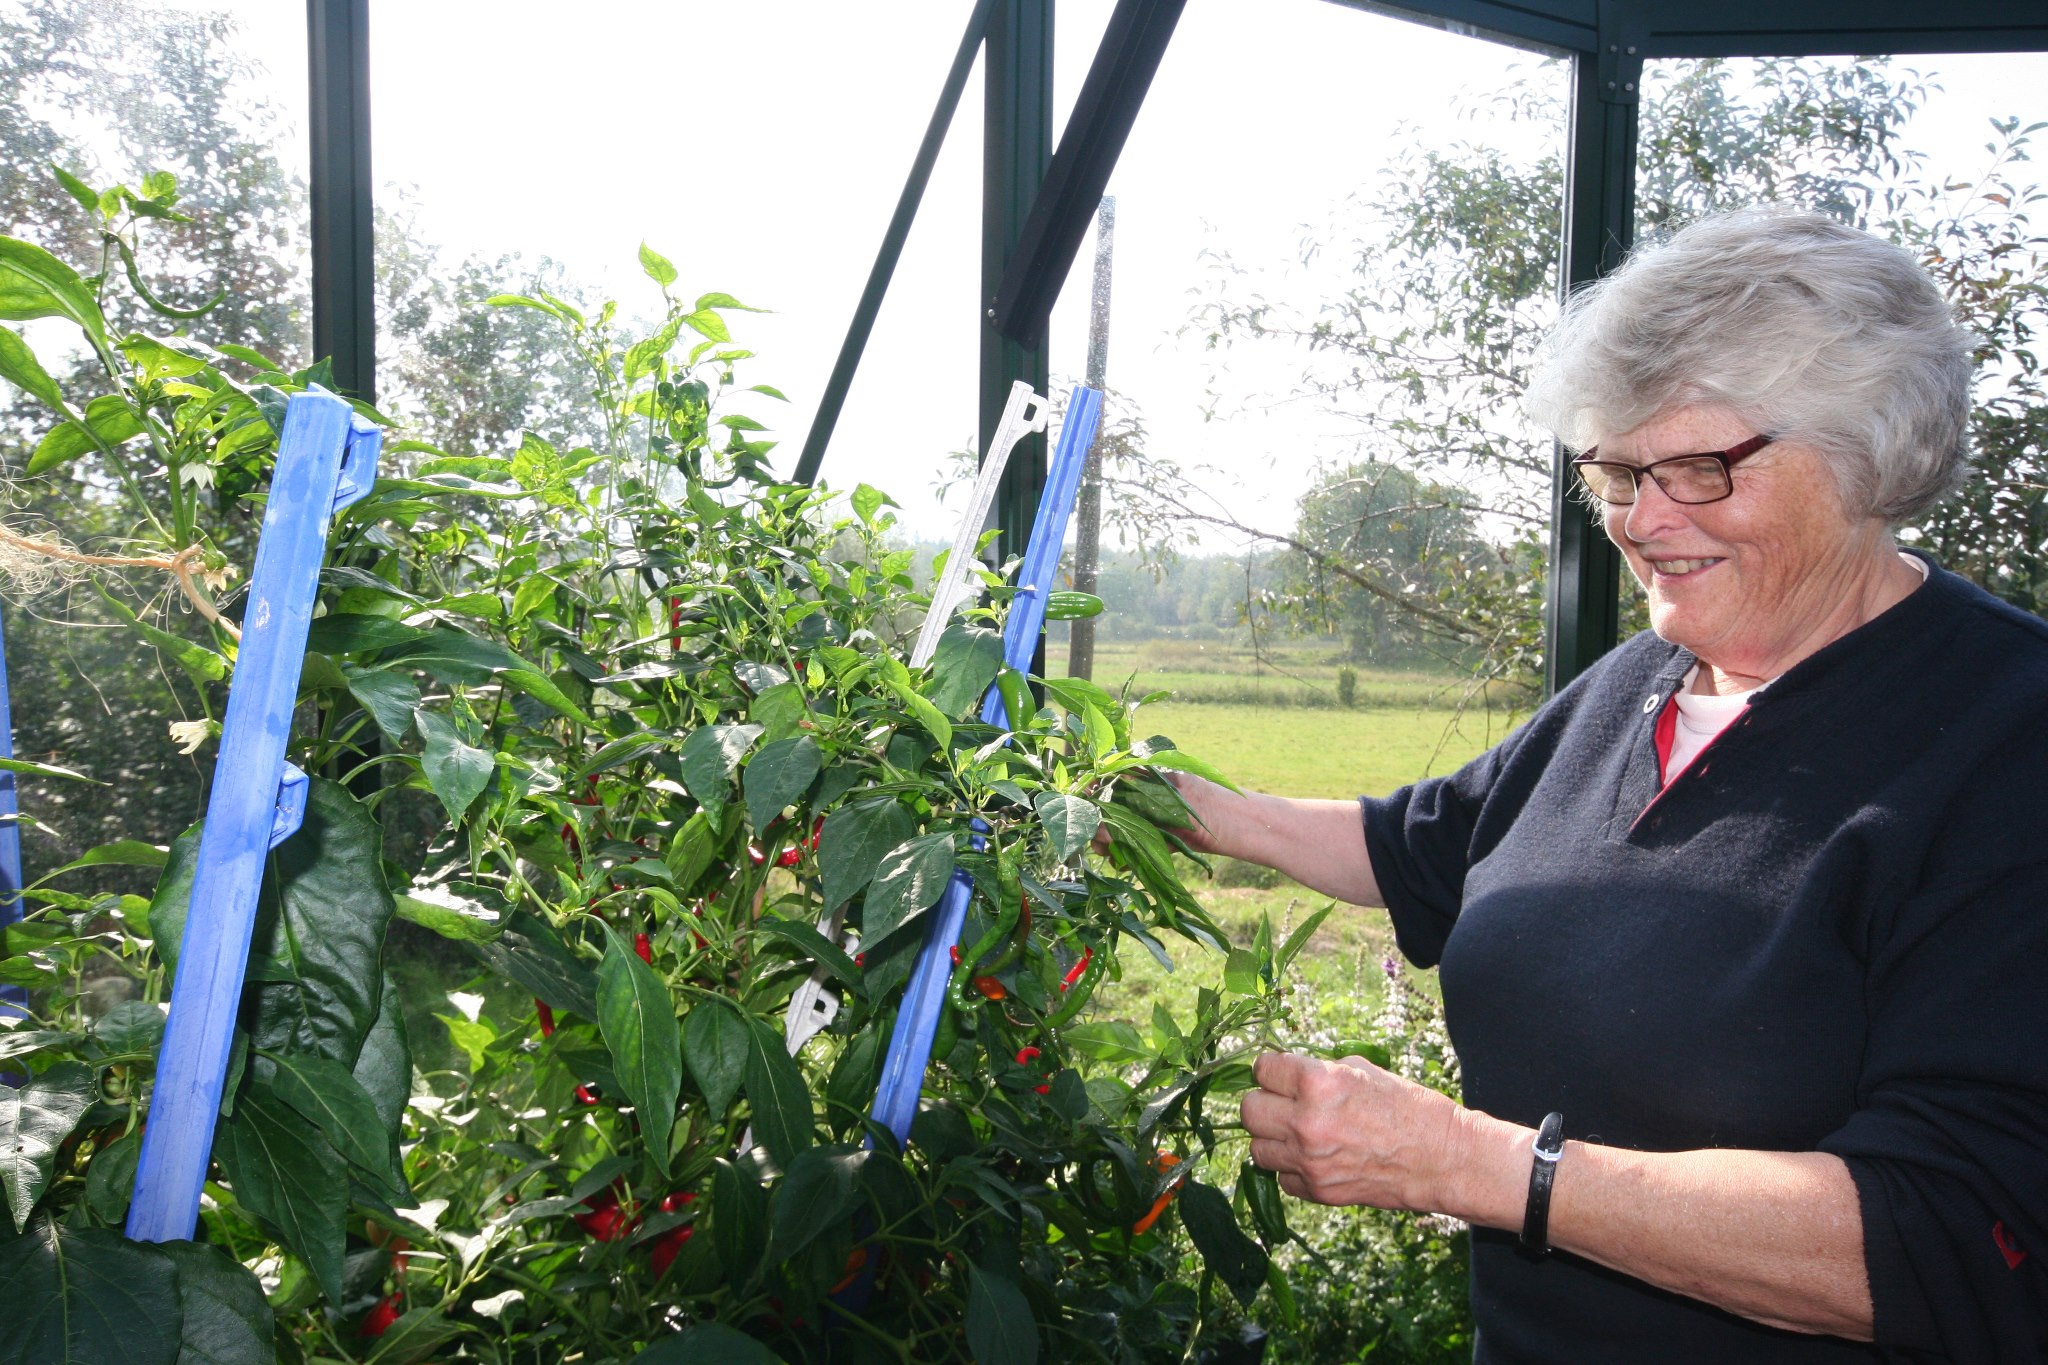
[307,0,376,400]
[1543,28,1639,695]
[127,391,381,1244]
[984,0,1055,598]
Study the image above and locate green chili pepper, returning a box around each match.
[1044,939,1108,1028]
[1241,1161,1289,1246]
[931,999,958,1063]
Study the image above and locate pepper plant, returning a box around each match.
[0,171,1329,1364]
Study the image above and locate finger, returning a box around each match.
[1250,1050,1302,1098]
[1246,1137,1295,1173]
[1278,1170,1314,1201]
[1239,1088,1289,1138]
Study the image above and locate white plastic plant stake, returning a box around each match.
[909,380,1047,668]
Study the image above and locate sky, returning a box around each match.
[144,1,2048,547]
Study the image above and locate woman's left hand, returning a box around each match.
[1239,1049,1472,1213]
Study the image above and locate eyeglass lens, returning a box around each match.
[1577,456,1732,505]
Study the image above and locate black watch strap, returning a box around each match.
[1520,1111,1566,1255]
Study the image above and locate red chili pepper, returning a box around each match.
[1014,1046,1051,1095]
[854,952,866,967]
[536,1000,556,1037]
[574,1083,603,1106]
[574,1187,640,1242]
[670,595,684,652]
[776,845,802,868]
[972,975,1007,1001]
[650,1224,693,1277]
[949,945,961,967]
[358,1293,402,1337]
[634,932,653,965]
[828,1247,869,1295]
[1060,947,1094,992]
[747,844,767,866]
[659,1190,697,1213]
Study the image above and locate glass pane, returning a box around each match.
[1634,54,2048,619]
[1038,0,1566,799]
[0,0,311,867]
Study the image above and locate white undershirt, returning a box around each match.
[1660,552,1929,782]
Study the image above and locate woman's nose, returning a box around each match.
[1623,471,1691,540]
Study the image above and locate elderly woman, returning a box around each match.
[1173,209,2048,1360]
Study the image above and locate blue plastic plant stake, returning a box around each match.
[867,385,1103,1148]
[126,390,381,1244]
[0,602,23,1026]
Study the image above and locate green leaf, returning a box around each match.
[1062,1020,1150,1067]
[928,622,1004,717]
[746,681,808,742]
[393,893,501,942]
[684,999,749,1116]
[1033,792,1100,863]
[680,308,729,343]
[710,1157,768,1285]
[352,972,412,1154]
[343,667,420,743]
[694,291,764,313]
[0,235,108,339]
[0,1218,183,1365]
[754,918,864,998]
[1276,903,1334,972]
[152,779,396,1066]
[467,909,597,1021]
[0,754,98,783]
[818,798,914,912]
[214,1084,349,1303]
[677,723,762,821]
[364,1308,463,1364]
[850,483,896,526]
[0,1062,95,1229]
[639,242,679,288]
[766,1145,863,1264]
[89,999,164,1056]
[885,677,951,751]
[41,838,167,880]
[304,614,428,656]
[94,585,227,686]
[50,165,100,213]
[1133,744,1241,793]
[157,1239,276,1365]
[0,323,66,410]
[1177,1179,1270,1309]
[259,1050,403,1197]
[634,1322,785,1364]
[1223,948,1261,996]
[742,1016,812,1167]
[743,735,819,832]
[966,1260,1038,1365]
[84,1127,141,1222]
[415,708,495,823]
[598,926,682,1174]
[861,832,955,942]
[29,392,145,474]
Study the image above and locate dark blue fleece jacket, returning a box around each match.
[1363,557,2048,1363]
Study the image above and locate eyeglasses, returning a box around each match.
[1571,434,1775,506]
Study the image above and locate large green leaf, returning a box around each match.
[635,1322,785,1364]
[677,723,761,822]
[466,909,597,1021]
[156,1240,276,1365]
[683,998,749,1116]
[1033,792,1101,864]
[84,1127,141,1222]
[28,392,145,474]
[1177,1179,1270,1309]
[383,629,592,723]
[259,1050,404,1199]
[860,832,956,943]
[415,708,495,823]
[966,1260,1038,1365]
[765,1145,864,1267]
[597,927,681,1174]
[0,1062,95,1230]
[818,797,914,912]
[304,614,428,656]
[928,622,1004,717]
[742,1016,813,1167]
[0,235,108,339]
[742,735,819,832]
[0,323,66,411]
[709,1157,768,1287]
[0,1218,183,1365]
[342,667,420,743]
[213,1083,349,1304]
[152,778,395,1067]
[353,970,411,1140]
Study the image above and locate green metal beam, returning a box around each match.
[983,0,1055,592]
[1543,27,1638,694]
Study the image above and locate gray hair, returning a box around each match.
[1522,207,1975,523]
